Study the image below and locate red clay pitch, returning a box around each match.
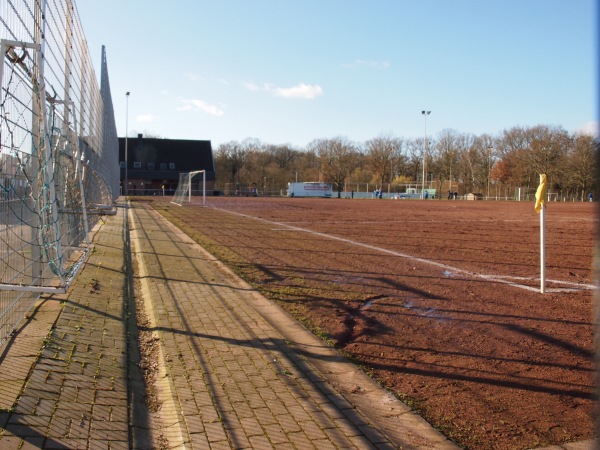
[152,196,595,450]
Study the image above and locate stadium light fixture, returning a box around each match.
[421,110,431,199]
[125,91,130,196]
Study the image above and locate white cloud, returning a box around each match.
[243,81,260,91]
[577,121,599,137]
[159,89,169,95]
[136,114,159,123]
[184,72,204,82]
[265,82,324,99]
[177,99,224,116]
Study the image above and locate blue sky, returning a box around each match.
[77,0,597,149]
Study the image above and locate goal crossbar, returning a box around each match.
[171,170,206,206]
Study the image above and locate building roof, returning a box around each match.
[119,134,215,182]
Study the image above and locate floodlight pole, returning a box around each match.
[125,91,130,196]
[421,110,431,199]
[487,146,493,199]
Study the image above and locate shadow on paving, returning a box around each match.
[0,204,157,449]
[129,202,456,449]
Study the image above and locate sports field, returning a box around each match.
[149,196,596,450]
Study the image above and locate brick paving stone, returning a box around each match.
[309,410,337,429]
[232,402,256,421]
[226,429,251,449]
[297,394,325,413]
[349,434,379,449]
[183,414,205,434]
[252,407,278,426]
[275,414,302,434]
[33,399,55,418]
[239,416,263,437]
[341,407,370,427]
[66,422,91,440]
[312,438,339,450]
[46,417,72,438]
[327,427,361,449]
[5,422,46,438]
[204,420,229,443]
[261,423,290,445]
[358,424,391,445]
[74,388,95,405]
[90,427,128,442]
[12,436,46,449]
[248,434,274,449]
[105,440,129,450]
[14,396,37,415]
[47,437,88,449]
[87,441,112,450]
[0,413,8,429]
[286,431,314,449]
[332,418,364,437]
[189,432,211,448]
[298,419,328,441]
[210,440,236,450]
[8,414,47,430]
[53,403,92,420]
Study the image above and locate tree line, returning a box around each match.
[214,124,598,200]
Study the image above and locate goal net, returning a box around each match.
[171,170,206,206]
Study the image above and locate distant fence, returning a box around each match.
[0,0,119,346]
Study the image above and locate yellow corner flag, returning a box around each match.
[534,174,547,213]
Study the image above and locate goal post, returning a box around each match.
[171,170,206,206]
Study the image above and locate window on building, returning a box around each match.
[148,162,155,170]
[160,163,167,170]
[133,162,142,169]
[169,163,176,170]
[120,161,126,169]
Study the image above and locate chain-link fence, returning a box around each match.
[0,0,119,346]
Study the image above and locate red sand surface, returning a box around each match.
[152,197,596,450]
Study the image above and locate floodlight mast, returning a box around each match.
[421,110,431,199]
[125,91,130,195]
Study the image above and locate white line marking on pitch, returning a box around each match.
[216,208,596,294]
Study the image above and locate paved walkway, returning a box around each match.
[128,203,455,449]
[0,203,132,449]
[0,201,593,449]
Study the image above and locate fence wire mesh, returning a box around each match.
[0,0,119,346]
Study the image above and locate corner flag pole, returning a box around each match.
[540,203,546,293]
[534,174,547,294]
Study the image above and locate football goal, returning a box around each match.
[171,170,206,206]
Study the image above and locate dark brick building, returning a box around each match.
[118,134,216,195]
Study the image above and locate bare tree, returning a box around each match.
[453,133,478,194]
[433,129,459,193]
[526,125,570,180]
[215,141,247,190]
[365,135,403,191]
[404,138,425,183]
[565,133,597,200]
[213,124,595,202]
[294,149,321,182]
[495,126,537,196]
[472,134,496,197]
[310,137,360,198]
